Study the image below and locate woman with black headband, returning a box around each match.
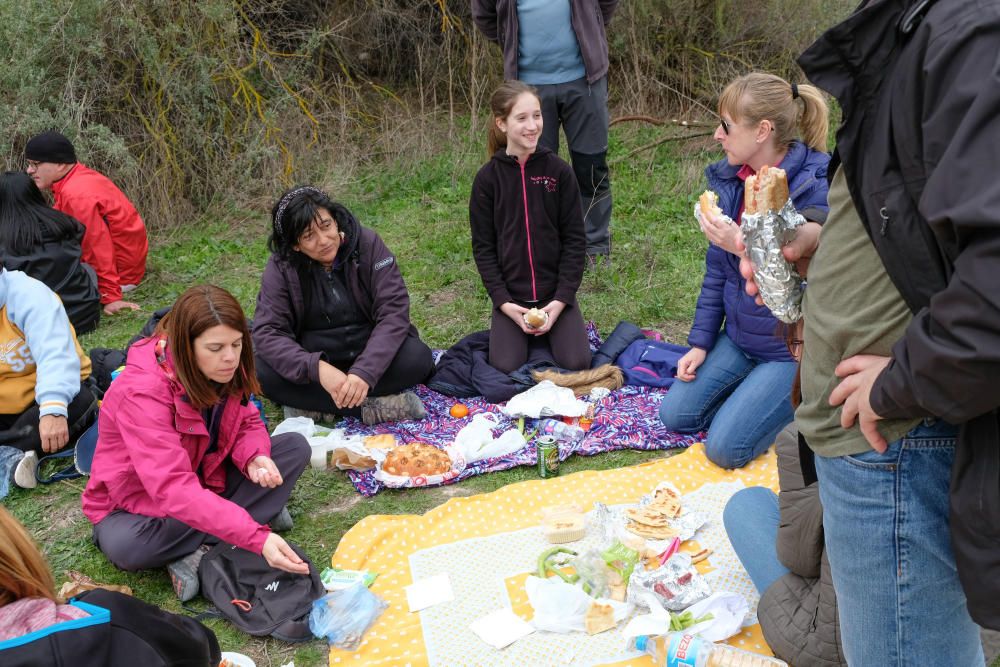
[252,186,434,424]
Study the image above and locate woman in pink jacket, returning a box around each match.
[82,285,311,602]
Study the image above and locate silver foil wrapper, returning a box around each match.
[628,553,711,611]
[741,199,806,323]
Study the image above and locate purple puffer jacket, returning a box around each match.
[252,209,419,389]
[688,141,830,361]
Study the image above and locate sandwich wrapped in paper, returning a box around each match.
[740,165,806,323]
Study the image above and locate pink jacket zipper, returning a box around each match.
[518,158,538,301]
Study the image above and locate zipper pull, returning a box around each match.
[879,206,889,236]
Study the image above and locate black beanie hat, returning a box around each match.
[25,131,77,164]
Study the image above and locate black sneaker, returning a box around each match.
[167,544,210,602]
[269,506,293,532]
[361,391,426,425]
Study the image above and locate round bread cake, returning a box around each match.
[382,442,452,477]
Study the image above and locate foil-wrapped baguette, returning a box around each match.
[740,165,806,323]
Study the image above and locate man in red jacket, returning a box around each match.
[25,132,147,316]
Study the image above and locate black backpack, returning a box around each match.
[197,541,325,642]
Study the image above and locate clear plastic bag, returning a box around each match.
[308,581,388,650]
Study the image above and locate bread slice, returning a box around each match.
[744,165,789,214]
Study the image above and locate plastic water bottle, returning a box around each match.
[537,418,585,444]
[630,633,788,667]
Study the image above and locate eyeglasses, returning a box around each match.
[719,118,731,135]
[25,160,43,170]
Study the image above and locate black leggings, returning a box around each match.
[489,301,591,373]
[256,334,435,415]
[0,387,98,455]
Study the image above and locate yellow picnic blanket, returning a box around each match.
[330,443,780,666]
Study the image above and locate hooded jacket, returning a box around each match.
[50,163,148,304]
[689,141,830,360]
[252,208,419,390]
[471,0,618,85]
[758,427,846,667]
[469,147,586,308]
[798,0,1000,629]
[82,338,272,554]
[1,219,101,334]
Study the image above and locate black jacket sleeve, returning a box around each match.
[871,5,1000,423]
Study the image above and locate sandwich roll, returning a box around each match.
[523,307,548,329]
[744,165,790,214]
[698,190,723,219]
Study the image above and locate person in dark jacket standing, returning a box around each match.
[253,187,433,425]
[472,0,617,265]
[0,172,101,334]
[659,73,830,470]
[469,81,590,374]
[734,0,998,660]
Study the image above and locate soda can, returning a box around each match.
[536,436,560,478]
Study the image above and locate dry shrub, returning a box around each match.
[0,0,853,228]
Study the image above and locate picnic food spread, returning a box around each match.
[381,442,452,477]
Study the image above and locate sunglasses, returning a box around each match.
[719,117,731,135]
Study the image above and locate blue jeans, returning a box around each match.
[723,486,789,594]
[658,334,796,468]
[814,421,984,666]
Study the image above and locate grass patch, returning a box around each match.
[4,123,720,665]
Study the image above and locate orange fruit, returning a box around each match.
[449,403,470,418]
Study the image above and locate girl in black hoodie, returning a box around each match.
[469,81,590,373]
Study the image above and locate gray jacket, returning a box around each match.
[757,426,847,667]
[471,0,618,84]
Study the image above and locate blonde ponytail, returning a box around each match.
[718,72,830,152]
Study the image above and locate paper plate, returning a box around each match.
[220,652,256,667]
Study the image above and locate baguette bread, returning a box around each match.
[698,190,722,218]
[744,165,789,214]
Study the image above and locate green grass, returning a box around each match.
[3,125,724,665]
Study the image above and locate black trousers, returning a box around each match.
[0,387,98,455]
[489,300,592,374]
[256,334,434,415]
[92,432,310,571]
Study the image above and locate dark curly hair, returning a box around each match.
[267,185,346,266]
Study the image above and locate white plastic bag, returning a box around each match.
[453,413,528,463]
[621,591,748,642]
[525,576,631,634]
[502,381,589,419]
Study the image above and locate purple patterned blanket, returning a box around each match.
[341,383,701,497]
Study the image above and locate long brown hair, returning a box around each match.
[0,507,57,607]
[154,285,261,409]
[718,72,829,152]
[487,80,540,156]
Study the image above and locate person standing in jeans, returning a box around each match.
[472,0,618,265]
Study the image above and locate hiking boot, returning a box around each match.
[0,446,24,499]
[282,405,338,425]
[168,544,211,602]
[269,506,293,532]
[361,391,426,425]
[14,450,38,489]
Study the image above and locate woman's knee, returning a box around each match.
[723,486,776,534]
[94,526,158,572]
[272,432,311,472]
[704,428,758,469]
[658,392,704,433]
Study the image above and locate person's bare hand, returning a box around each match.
[318,361,348,406]
[247,455,283,488]
[782,221,822,278]
[39,414,69,453]
[262,533,310,574]
[499,302,533,334]
[533,300,566,335]
[829,354,891,452]
[104,300,140,315]
[699,209,740,254]
[676,347,707,382]
[334,373,369,409]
